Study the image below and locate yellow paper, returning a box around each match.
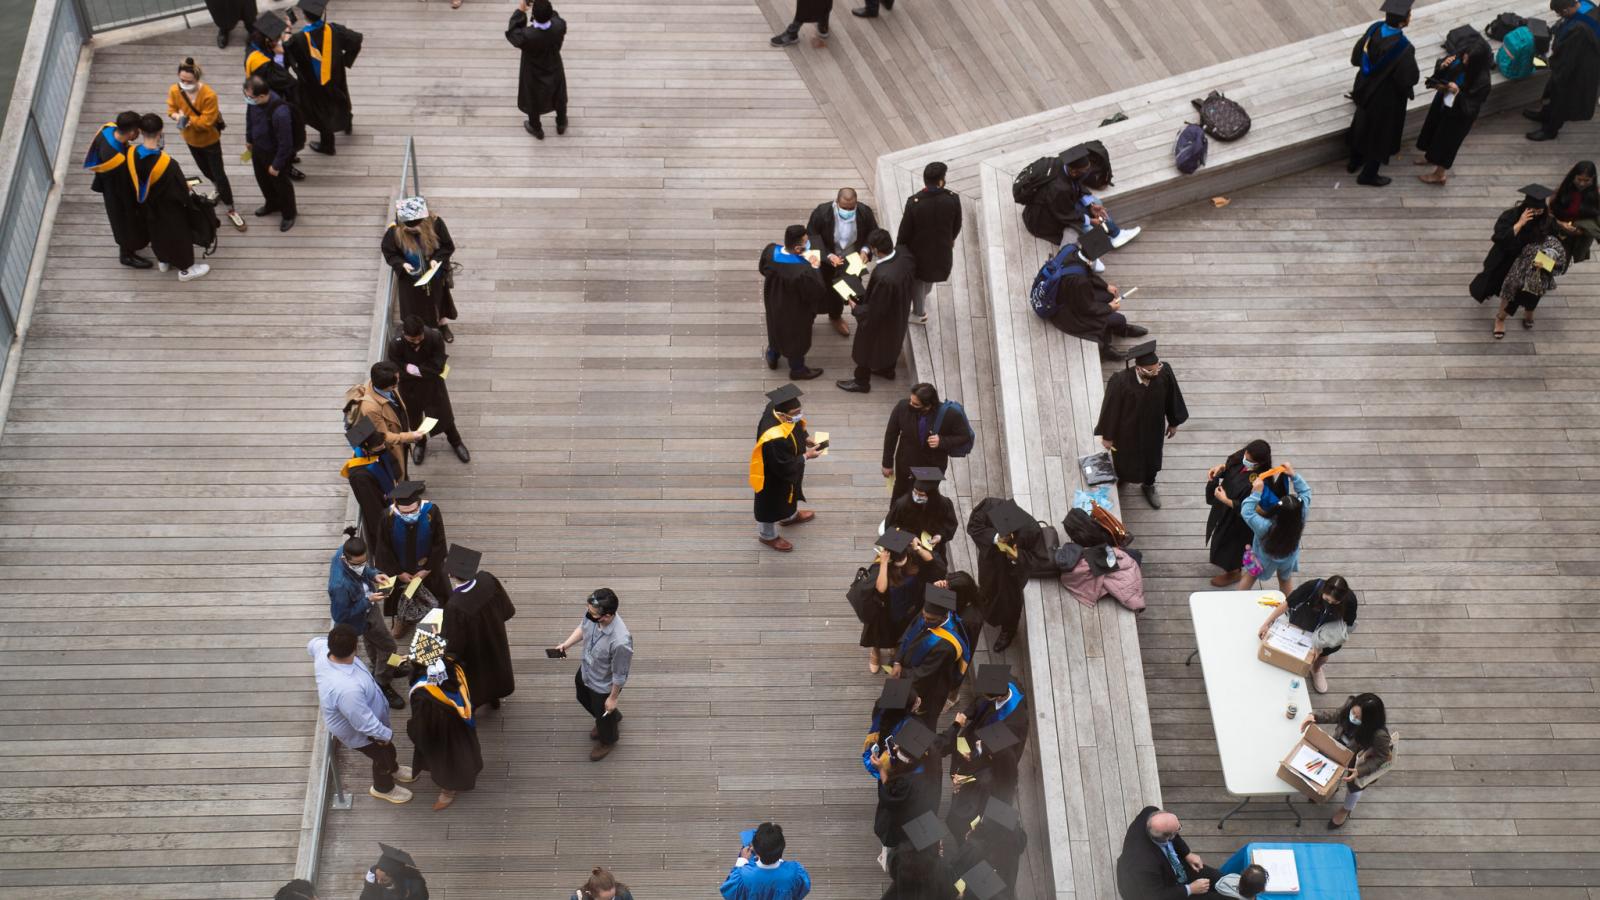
[240,147,252,163]
[376,575,395,590]
[1534,56,1548,68]
[418,416,439,435]
[952,774,976,785]
[440,363,450,380]
[886,477,895,495]
[415,259,442,287]
[832,280,857,302]
[1534,251,1556,272]
[812,431,829,457]
[844,251,868,276]
[404,578,423,599]
[955,879,967,895]
[802,249,821,267]
[920,531,934,547]
[956,737,972,756]
[387,653,406,667]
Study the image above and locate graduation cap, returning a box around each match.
[1519,183,1554,202]
[1127,340,1159,367]
[923,584,959,613]
[444,544,481,581]
[1060,143,1091,166]
[892,717,938,761]
[1077,227,1113,261]
[252,10,287,38]
[974,663,1013,696]
[877,528,916,556]
[766,383,803,412]
[910,467,945,491]
[407,609,448,675]
[1378,0,1413,14]
[876,678,915,711]
[903,811,955,852]
[958,861,1008,900]
[976,721,1022,755]
[375,843,418,876]
[391,481,425,504]
[981,796,1023,834]
[297,0,329,17]
[346,418,378,452]
[988,499,1034,538]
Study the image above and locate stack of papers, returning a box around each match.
[1265,618,1314,657]
[844,252,868,276]
[1287,745,1338,788]
[1249,848,1300,893]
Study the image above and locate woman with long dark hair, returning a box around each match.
[859,531,945,674]
[1306,693,1393,829]
[1205,440,1287,587]
[1415,40,1492,185]
[1237,463,1311,593]
[1258,575,1358,694]
[382,196,461,341]
[1550,160,1599,263]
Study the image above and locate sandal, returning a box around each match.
[868,647,882,675]
[1493,314,1506,340]
[1522,315,1534,330]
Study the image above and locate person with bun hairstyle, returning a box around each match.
[570,866,634,900]
[327,527,403,707]
[167,58,246,231]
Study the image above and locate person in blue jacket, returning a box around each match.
[721,822,811,900]
[328,527,402,708]
[1237,463,1312,594]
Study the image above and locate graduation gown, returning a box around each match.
[204,0,256,31]
[1047,270,1118,342]
[1470,203,1548,301]
[130,149,196,269]
[506,11,569,117]
[884,491,959,566]
[752,405,808,523]
[1093,366,1189,485]
[759,244,827,361]
[373,502,449,614]
[793,0,832,23]
[1415,56,1491,169]
[895,187,963,283]
[83,126,147,253]
[881,399,975,497]
[386,329,455,434]
[284,20,362,133]
[360,868,429,900]
[966,499,1046,634]
[442,572,517,704]
[860,559,946,649]
[244,44,299,104]
[1346,23,1419,162]
[851,250,918,371]
[381,221,459,327]
[343,450,399,548]
[881,851,959,900]
[1204,453,1287,572]
[949,689,1031,797]
[897,611,968,720]
[1545,13,1600,123]
[948,826,1029,898]
[806,200,879,286]
[875,764,942,849]
[1021,173,1084,244]
[406,667,484,792]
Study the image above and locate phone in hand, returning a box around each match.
[545,648,566,659]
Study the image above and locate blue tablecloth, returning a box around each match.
[1220,842,1359,900]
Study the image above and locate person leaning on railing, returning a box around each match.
[167,58,246,232]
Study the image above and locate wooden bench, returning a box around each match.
[875,1,1556,896]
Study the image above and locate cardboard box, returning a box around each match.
[1277,724,1354,801]
[1258,619,1316,677]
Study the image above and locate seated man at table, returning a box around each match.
[1214,863,1268,899]
[1115,807,1221,899]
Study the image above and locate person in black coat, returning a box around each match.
[406,656,484,810]
[966,498,1046,652]
[205,0,257,48]
[1046,230,1147,360]
[507,0,569,139]
[806,187,879,330]
[359,844,428,900]
[881,383,974,498]
[872,719,944,855]
[945,665,1029,838]
[838,230,916,393]
[1470,184,1554,302]
[1416,39,1491,184]
[387,315,469,465]
[441,545,517,709]
[752,384,821,552]
[771,0,832,47]
[895,161,963,321]
[1345,1,1420,187]
[1115,807,1220,900]
[343,419,401,548]
[884,468,959,567]
[283,0,362,154]
[244,75,298,230]
[759,225,829,379]
[382,198,460,336]
[373,480,450,626]
[1204,439,1286,587]
[1094,343,1189,509]
[83,111,152,268]
[947,797,1029,896]
[129,116,209,281]
[1527,0,1600,141]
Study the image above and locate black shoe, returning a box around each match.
[992,630,1015,653]
[279,217,296,232]
[764,352,779,371]
[816,28,829,38]
[1345,160,1360,174]
[381,684,405,709]
[1526,130,1558,142]
[852,6,879,15]
[344,124,353,136]
[1143,483,1162,508]
[488,697,501,710]
[453,443,471,464]
[790,367,824,380]
[439,324,454,343]
[882,0,893,8]
[216,28,228,49]
[835,379,870,393]
[525,120,545,139]
[872,368,896,379]
[1522,108,1544,122]
[412,440,427,466]
[1120,324,1150,338]
[253,205,276,217]
[556,118,568,135]
[770,31,799,46]
[119,251,153,269]
[1356,175,1392,187]
[309,141,335,156]
[288,166,306,181]
[1100,345,1128,361]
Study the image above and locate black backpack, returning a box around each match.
[269,98,308,153]
[1484,11,1526,40]
[1067,140,1115,190]
[1013,155,1057,205]
[1061,508,1113,548]
[186,190,221,257]
[1191,91,1251,141]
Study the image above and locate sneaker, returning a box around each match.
[369,784,414,804]
[157,261,170,273]
[770,31,799,46]
[227,209,247,231]
[1091,258,1106,273]
[177,264,210,282]
[1109,225,1141,249]
[912,314,929,325]
[394,765,417,784]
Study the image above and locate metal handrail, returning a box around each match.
[376,136,420,350]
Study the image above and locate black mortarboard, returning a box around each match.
[1060,143,1091,166]
[988,499,1034,538]
[876,678,915,711]
[345,418,377,451]
[976,721,1022,754]
[1129,340,1158,367]
[1077,227,1113,261]
[1520,183,1554,202]
[391,481,425,504]
[923,584,958,613]
[903,811,955,852]
[1552,0,1578,10]
[298,0,329,17]
[1379,0,1413,14]
[376,843,416,874]
[877,528,915,556]
[253,11,287,37]
[959,861,1007,900]
[766,383,803,412]
[445,544,481,581]
[910,467,944,490]
[975,663,1013,696]
[982,796,1023,833]
[893,717,937,760]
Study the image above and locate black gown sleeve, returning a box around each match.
[431,218,455,264]
[334,22,363,68]
[426,506,447,570]
[882,402,903,470]
[1163,368,1190,427]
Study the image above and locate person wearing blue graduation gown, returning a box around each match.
[946,667,1030,840]
[83,112,151,268]
[874,719,944,855]
[406,657,483,809]
[892,587,969,723]
[1528,0,1600,141]
[721,823,812,900]
[373,483,449,621]
[1345,3,1420,186]
[283,0,362,154]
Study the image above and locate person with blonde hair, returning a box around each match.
[570,866,634,900]
[382,196,460,341]
[167,57,246,232]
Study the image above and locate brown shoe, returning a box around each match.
[1328,807,1351,829]
[1210,570,1241,587]
[590,742,616,762]
[758,535,794,552]
[781,509,815,526]
[589,725,600,740]
[433,790,457,811]
[831,317,850,336]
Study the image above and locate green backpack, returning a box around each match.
[1496,26,1536,79]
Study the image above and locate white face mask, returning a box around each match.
[180,81,199,92]
[1242,457,1259,471]
[345,558,366,574]
[396,504,422,522]
[911,492,928,505]
[1348,711,1362,726]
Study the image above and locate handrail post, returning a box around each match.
[327,734,352,810]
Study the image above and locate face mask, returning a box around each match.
[586,611,603,623]
[180,81,198,92]
[783,409,802,421]
[836,205,856,220]
[345,558,366,574]
[1348,711,1362,726]
[803,239,812,253]
[911,492,928,505]
[1242,458,1259,471]
[396,505,422,522]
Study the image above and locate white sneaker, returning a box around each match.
[369,784,414,804]
[394,765,417,784]
[177,263,210,282]
[1091,258,1106,273]
[157,262,170,273]
[912,314,928,325]
[1109,225,1141,249]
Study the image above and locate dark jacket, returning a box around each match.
[850,249,917,371]
[507,10,569,116]
[807,200,879,282]
[245,93,295,170]
[1115,806,1196,900]
[1347,22,1420,161]
[1313,695,1394,783]
[1546,10,1600,123]
[881,398,974,475]
[896,186,962,283]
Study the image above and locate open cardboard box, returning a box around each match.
[1277,724,1354,801]
[1259,620,1316,677]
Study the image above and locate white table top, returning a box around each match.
[1189,590,1312,797]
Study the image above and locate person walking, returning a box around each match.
[1305,693,1393,829]
[360,844,429,899]
[895,162,962,323]
[308,624,415,804]
[1344,0,1419,186]
[751,384,822,552]
[404,640,483,811]
[760,225,829,380]
[204,0,257,48]
[570,867,635,900]
[771,0,832,47]
[1237,463,1312,593]
[507,0,569,139]
[328,528,403,709]
[382,197,460,340]
[387,314,469,465]
[1493,227,1569,337]
[1415,37,1491,185]
[550,589,634,761]
[243,74,298,231]
[1258,575,1358,694]
[1471,184,1553,303]
[851,0,893,17]
[837,229,916,393]
[284,0,363,155]
[1204,439,1287,587]
[167,58,246,232]
[880,383,974,499]
[722,823,812,899]
[244,13,308,183]
[128,115,210,282]
[806,186,879,334]
[1525,0,1600,141]
[1093,342,1188,509]
[82,111,152,269]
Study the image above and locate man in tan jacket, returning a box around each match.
[344,361,426,478]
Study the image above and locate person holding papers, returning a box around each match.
[373,481,449,634]
[344,361,427,479]
[721,822,812,900]
[751,384,823,552]
[946,665,1029,837]
[1258,575,1359,694]
[838,230,917,394]
[387,315,469,465]
[860,530,946,675]
[403,623,483,811]
[382,196,460,340]
[1307,693,1393,829]
[883,468,959,567]
[873,718,944,858]
[760,226,829,379]
[1236,463,1312,594]
[442,545,517,710]
[806,187,879,333]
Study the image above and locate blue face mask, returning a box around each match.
[837,205,856,221]
[396,504,422,523]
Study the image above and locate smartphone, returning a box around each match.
[813,438,829,451]
[545,648,566,659]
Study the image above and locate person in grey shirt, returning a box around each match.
[550,588,634,761]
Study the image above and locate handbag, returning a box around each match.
[1241,545,1265,578]
[1351,730,1397,790]
[179,87,225,132]
[846,564,881,624]
[1028,522,1061,578]
[1089,504,1130,547]
[396,582,439,624]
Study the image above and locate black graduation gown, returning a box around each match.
[759,244,827,361]
[851,250,918,371]
[1346,23,1419,162]
[406,671,484,792]
[945,571,984,648]
[284,20,362,133]
[1048,270,1118,342]
[373,504,450,614]
[949,693,1031,796]
[901,617,963,722]
[382,221,459,327]
[861,559,945,649]
[1021,173,1083,244]
[966,498,1045,634]
[85,129,148,253]
[442,572,517,704]
[131,151,195,269]
[205,0,257,32]
[806,200,879,286]
[948,826,1029,898]
[1415,57,1491,169]
[386,329,455,434]
[884,491,959,567]
[881,399,975,497]
[794,0,832,23]
[1093,366,1189,485]
[875,764,942,848]
[880,851,959,900]
[895,187,963,283]
[1470,203,1547,301]
[245,47,299,105]
[753,405,808,522]
[1545,14,1600,123]
[359,868,429,900]
[1204,453,1288,572]
[346,452,399,548]
[507,11,569,117]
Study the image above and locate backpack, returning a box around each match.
[1484,11,1526,40]
[1191,91,1251,141]
[185,190,220,257]
[1013,155,1057,205]
[1061,507,1113,547]
[1173,123,1208,174]
[1065,140,1115,190]
[1496,26,1535,79]
[1029,244,1087,319]
[932,400,975,458]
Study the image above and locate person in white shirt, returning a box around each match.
[308,624,417,803]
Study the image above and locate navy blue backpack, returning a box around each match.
[1029,243,1086,319]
